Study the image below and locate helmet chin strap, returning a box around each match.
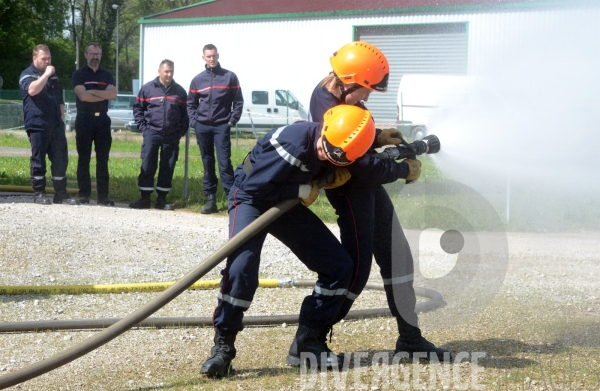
[334,74,362,103]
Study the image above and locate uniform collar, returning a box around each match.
[205,63,222,72]
[153,76,174,91]
[29,63,43,75]
[84,64,102,73]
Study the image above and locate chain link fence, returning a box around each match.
[0,90,80,130]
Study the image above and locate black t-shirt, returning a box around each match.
[72,65,115,112]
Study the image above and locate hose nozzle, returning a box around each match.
[375,134,441,160]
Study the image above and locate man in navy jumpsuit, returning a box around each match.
[187,43,243,214]
[199,105,376,377]
[72,42,117,206]
[130,59,189,210]
[19,44,78,205]
[308,41,451,361]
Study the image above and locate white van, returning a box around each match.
[397,75,480,139]
[237,89,308,129]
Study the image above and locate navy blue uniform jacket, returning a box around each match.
[309,83,409,186]
[133,77,189,136]
[187,63,243,127]
[233,122,334,204]
[19,64,64,131]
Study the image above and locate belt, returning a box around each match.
[81,111,106,116]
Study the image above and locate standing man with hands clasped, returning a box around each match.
[129,59,189,210]
[72,42,117,206]
[19,44,79,205]
[187,44,243,214]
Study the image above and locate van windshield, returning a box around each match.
[275,90,299,110]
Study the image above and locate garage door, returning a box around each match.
[355,23,468,125]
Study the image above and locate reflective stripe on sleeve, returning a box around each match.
[19,74,38,83]
[217,292,252,308]
[269,126,309,172]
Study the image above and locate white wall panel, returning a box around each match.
[140,5,600,110]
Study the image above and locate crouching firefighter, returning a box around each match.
[200,105,376,377]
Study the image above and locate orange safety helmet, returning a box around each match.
[321,105,376,166]
[330,41,389,92]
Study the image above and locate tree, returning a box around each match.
[0,0,69,89]
[0,0,194,92]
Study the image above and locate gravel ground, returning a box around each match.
[0,194,599,390]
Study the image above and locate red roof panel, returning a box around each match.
[149,0,540,20]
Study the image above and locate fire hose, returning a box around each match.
[0,137,443,388]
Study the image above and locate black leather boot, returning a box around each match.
[155,195,174,210]
[286,325,342,369]
[129,192,151,209]
[53,192,80,205]
[199,333,237,377]
[200,193,218,214]
[395,317,452,362]
[33,191,52,205]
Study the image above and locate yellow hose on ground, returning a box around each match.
[0,185,78,194]
[0,278,283,295]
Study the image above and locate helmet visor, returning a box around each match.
[369,72,389,92]
[322,135,352,166]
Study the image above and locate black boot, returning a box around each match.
[129,192,151,209]
[286,325,342,369]
[33,191,52,205]
[97,197,115,206]
[395,317,452,362]
[53,192,80,205]
[200,193,218,214]
[199,333,237,377]
[155,195,174,210]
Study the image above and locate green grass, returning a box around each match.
[2,130,599,230]
[0,129,146,153]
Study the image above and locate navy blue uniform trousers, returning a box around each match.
[194,122,234,197]
[75,112,112,198]
[212,187,353,335]
[326,184,419,326]
[27,123,68,193]
[138,131,180,195]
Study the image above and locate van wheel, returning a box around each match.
[412,126,426,140]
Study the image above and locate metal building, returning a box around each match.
[138,0,600,125]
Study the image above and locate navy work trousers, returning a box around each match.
[137,131,180,195]
[326,184,418,326]
[193,122,234,197]
[212,187,353,335]
[75,112,112,198]
[27,123,68,193]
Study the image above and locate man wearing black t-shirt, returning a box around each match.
[72,42,117,206]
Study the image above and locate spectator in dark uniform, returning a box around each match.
[129,59,189,210]
[187,44,243,214]
[72,42,117,206]
[19,44,78,205]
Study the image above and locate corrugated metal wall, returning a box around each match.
[357,23,469,123]
[140,5,600,126]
